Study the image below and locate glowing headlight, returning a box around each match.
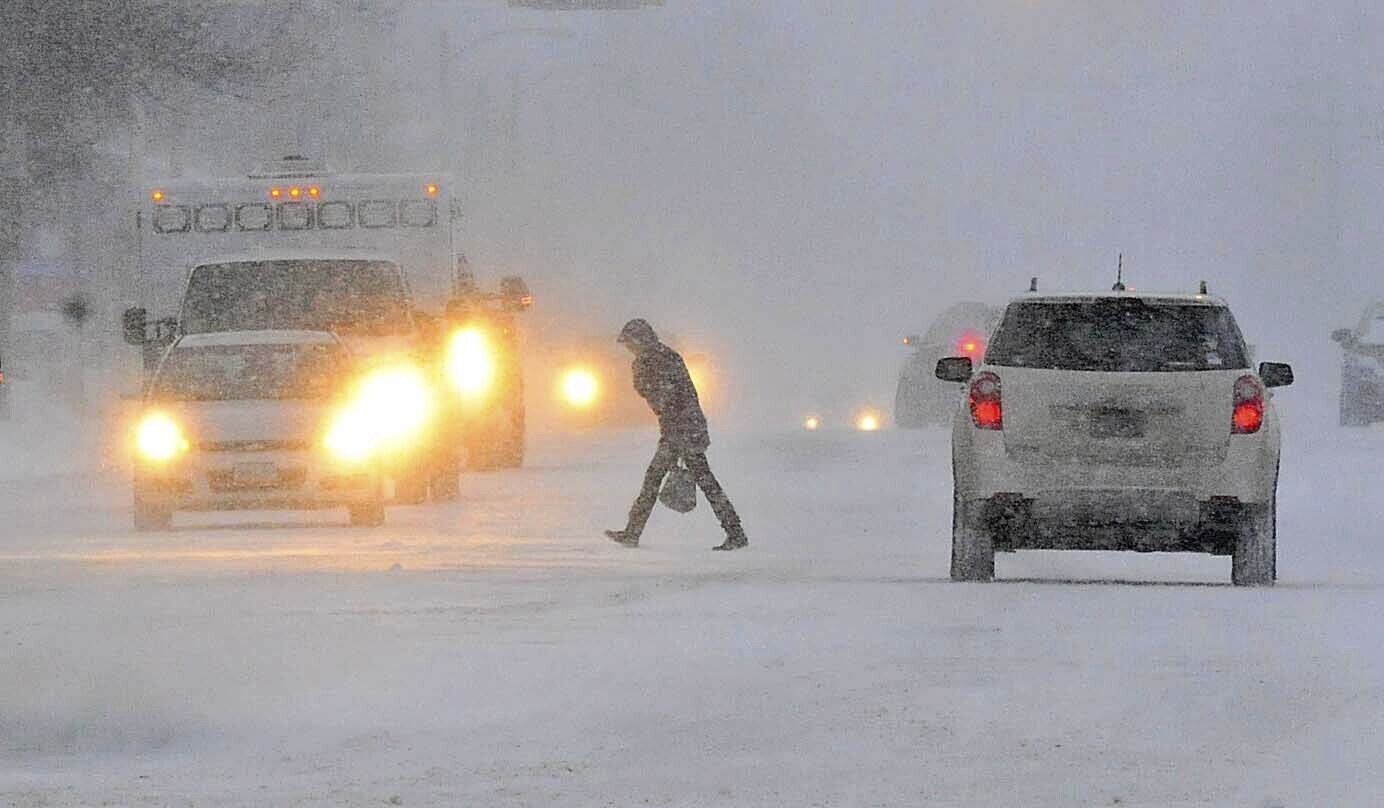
[560,367,600,409]
[856,411,881,432]
[136,412,188,461]
[445,327,496,397]
[324,407,375,463]
[326,364,435,461]
[358,364,433,445]
[803,415,821,431]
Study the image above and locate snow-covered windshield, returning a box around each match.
[180,260,410,337]
[151,343,346,401]
[986,300,1249,372]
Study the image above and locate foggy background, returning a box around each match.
[5,0,1382,428]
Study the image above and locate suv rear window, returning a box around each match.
[985,299,1249,372]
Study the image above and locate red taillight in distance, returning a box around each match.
[969,371,1003,430]
[1232,375,1264,434]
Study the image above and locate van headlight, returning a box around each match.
[136,412,188,462]
[324,407,375,463]
[445,327,497,398]
[326,363,434,462]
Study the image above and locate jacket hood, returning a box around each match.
[617,318,660,350]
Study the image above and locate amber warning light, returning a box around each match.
[956,331,986,361]
[150,189,165,202]
[424,182,440,198]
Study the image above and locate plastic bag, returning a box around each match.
[659,462,698,513]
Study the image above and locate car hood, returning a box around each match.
[150,399,331,446]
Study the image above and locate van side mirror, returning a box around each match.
[1259,362,1294,388]
[1332,328,1354,344]
[122,307,148,346]
[935,356,973,383]
[500,276,532,312]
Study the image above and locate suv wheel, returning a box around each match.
[1340,385,1370,427]
[950,493,995,582]
[394,471,429,505]
[348,500,386,527]
[468,408,526,470]
[1231,497,1276,586]
[132,492,172,532]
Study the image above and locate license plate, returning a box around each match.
[232,463,280,487]
[1090,409,1145,438]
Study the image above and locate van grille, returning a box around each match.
[198,440,311,453]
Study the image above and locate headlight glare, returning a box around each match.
[560,367,600,409]
[326,363,435,462]
[136,413,188,461]
[445,327,497,397]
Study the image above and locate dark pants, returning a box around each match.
[625,440,742,541]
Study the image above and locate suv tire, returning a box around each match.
[133,494,173,532]
[468,408,526,470]
[348,500,386,527]
[1340,383,1370,427]
[950,493,995,582]
[1231,498,1276,586]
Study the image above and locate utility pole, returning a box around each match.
[0,0,19,421]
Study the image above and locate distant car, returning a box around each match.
[939,289,1293,586]
[131,330,388,531]
[1332,301,1384,426]
[895,302,1002,427]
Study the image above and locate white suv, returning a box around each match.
[937,291,1293,586]
[131,330,387,530]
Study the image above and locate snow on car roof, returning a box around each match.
[175,330,340,348]
[1011,291,1227,306]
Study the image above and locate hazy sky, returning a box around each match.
[140,2,1384,424]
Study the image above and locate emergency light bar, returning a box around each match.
[150,198,439,234]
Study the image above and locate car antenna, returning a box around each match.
[1112,253,1126,291]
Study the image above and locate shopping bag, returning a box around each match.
[658,462,698,513]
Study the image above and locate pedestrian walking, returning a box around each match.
[604,319,747,551]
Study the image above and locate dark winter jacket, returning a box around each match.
[619,319,710,452]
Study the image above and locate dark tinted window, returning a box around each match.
[152,343,346,401]
[181,260,410,336]
[986,299,1249,372]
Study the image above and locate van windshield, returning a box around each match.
[985,299,1250,372]
[152,343,346,401]
[180,259,410,336]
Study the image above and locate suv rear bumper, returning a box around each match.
[954,425,1280,507]
[971,492,1247,554]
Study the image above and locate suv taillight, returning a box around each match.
[969,371,1003,430]
[1232,375,1264,434]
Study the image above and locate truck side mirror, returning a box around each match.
[1259,362,1294,388]
[122,307,148,346]
[935,356,973,382]
[1332,328,1354,344]
[500,276,533,312]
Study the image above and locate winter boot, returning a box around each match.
[712,528,748,551]
[605,529,639,548]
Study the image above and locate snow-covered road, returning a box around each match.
[2,422,1382,806]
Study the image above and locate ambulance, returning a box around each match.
[121,156,531,501]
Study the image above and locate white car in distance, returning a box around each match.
[937,290,1293,586]
[132,330,388,530]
